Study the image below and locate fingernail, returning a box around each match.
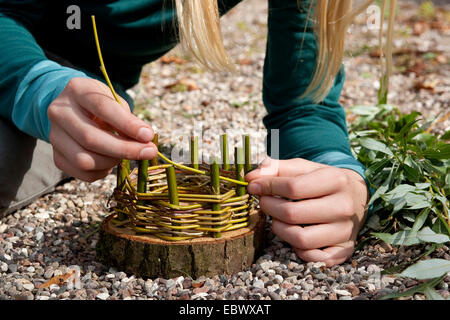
[137,127,153,142]
[248,182,261,195]
[140,147,156,159]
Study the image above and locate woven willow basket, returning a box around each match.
[110,136,256,241]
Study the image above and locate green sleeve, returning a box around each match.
[263,0,352,161]
[0,1,49,122]
[263,0,371,197]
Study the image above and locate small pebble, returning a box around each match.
[23,283,35,291]
[96,292,110,300]
[334,289,352,297]
[253,279,265,289]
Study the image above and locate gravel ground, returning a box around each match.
[0,0,449,300]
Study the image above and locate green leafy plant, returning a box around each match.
[348,104,450,299]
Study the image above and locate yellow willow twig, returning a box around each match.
[91,16,122,105]
[157,152,249,186]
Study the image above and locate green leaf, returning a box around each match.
[391,197,407,213]
[397,259,450,280]
[403,156,422,182]
[365,158,392,178]
[432,218,448,235]
[349,105,381,116]
[415,183,431,189]
[366,214,381,231]
[368,182,389,206]
[414,132,436,145]
[378,275,444,300]
[357,138,394,156]
[402,211,416,222]
[420,159,442,176]
[417,227,450,244]
[405,190,433,210]
[423,286,444,300]
[424,143,450,160]
[384,184,415,197]
[398,117,420,142]
[410,208,429,234]
[352,130,379,137]
[372,230,421,246]
[435,195,450,211]
[441,130,450,141]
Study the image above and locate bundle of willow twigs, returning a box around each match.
[112,134,256,241]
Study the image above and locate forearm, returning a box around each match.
[0,12,89,142]
[263,0,369,192]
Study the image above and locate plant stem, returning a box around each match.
[210,158,221,238]
[91,16,121,104]
[92,16,130,200]
[190,135,199,169]
[151,133,159,167]
[235,147,246,196]
[150,133,159,191]
[116,160,129,220]
[243,134,251,174]
[137,159,148,205]
[166,166,179,205]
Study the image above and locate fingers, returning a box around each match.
[48,97,157,160]
[50,124,120,171]
[245,157,325,181]
[294,241,355,267]
[67,78,154,143]
[259,193,354,224]
[53,149,112,182]
[271,219,354,251]
[248,167,349,199]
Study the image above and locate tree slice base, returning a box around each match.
[96,210,266,279]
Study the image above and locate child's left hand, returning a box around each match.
[245,157,369,267]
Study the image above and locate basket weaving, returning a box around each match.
[91,16,265,277]
[111,135,256,241]
[91,15,256,242]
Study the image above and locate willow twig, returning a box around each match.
[243,134,251,174]
[210,158,222,238]
[235,147,246,196]
[190,135,199,169]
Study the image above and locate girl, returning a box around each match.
[0,0,395,266]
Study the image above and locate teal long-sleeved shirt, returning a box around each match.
[0,0,369,190]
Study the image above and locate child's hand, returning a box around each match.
[47,77,157,182]
[246,157,369,267]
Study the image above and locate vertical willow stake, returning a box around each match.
[210,158,222,238]
[190,135,199,169]
[151,133,159,167]
[137,159,148,205]
[149,133,159,192]
[166,166,179,205]
[221,134,229,171]
[243,134,251,174]
[235,147,246,196]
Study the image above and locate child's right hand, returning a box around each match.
[47,77,157,182]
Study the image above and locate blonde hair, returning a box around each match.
[174,0,396,103]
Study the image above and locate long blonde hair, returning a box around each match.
[174,0,396,103]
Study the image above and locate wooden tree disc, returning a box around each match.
[96,210,266,279]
